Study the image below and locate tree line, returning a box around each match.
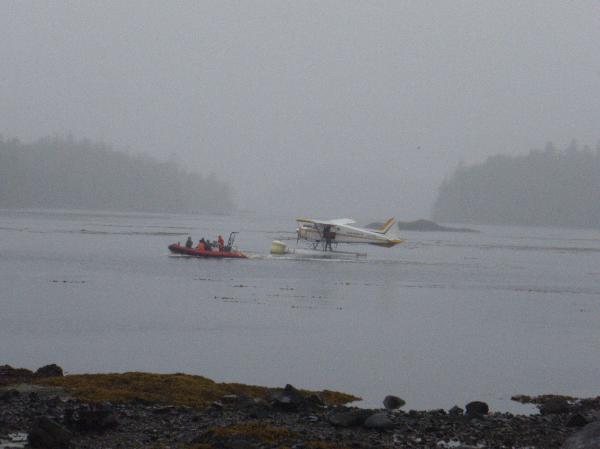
[432,141,600,228]
[0,135,233,213]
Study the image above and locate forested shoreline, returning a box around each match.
[0,136,233,213]
[433,141,600,228]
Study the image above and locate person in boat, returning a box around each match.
[196,238,206,251]
[218,235,225,251]
[204,239,212,251]
[185,236,193,248]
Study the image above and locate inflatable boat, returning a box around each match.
[168,243,247,259]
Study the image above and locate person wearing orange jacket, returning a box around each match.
[217,235,225,251]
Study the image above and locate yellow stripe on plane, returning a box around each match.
[377,217,395,233]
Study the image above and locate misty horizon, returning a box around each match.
[2,2,599,220]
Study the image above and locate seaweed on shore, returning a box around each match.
[191,422,360,449]
[35,372,358,409]
[203,421,299,443]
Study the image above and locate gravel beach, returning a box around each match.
[1,364,598,449]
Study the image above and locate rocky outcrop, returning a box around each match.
[383,395,405,410]
[0,364,64,386]
[465,401,489,418]
[396,219,478,232]
[267,384,323,411]
[0,365,34,382]
[35,364,64,378]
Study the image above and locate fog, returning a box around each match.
[1,1,599,220]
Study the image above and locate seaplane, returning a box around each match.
[270,217,403,258]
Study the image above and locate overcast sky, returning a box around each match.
[1,1,599,220]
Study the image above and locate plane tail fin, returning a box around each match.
[375,217,396,234]
[371,217,404,247]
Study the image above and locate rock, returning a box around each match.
[268,384,306,411]
[28,417,72,449]
[448,405,463,416]
[246,397,272,419]
[46,396,62,409]
[191,430,257,449]
[35,364,63,378]
[539,397,570,415]
[383,395,405,410]
[0,389,20,402]
[283,384,304,398]
[80,408,118,432]
[465,401,489,418]
[306,393,324,406]
[64,405,118,432]
[248,406,271,419]
[567,413,590,428]
[563,421,600,449]
[152,405,178,415]
[0,365,33,379]
[252,397,269,407]
[328,409,371,427]
[363,412,394,430]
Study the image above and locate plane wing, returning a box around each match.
[296,218,357,226]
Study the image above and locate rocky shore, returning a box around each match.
[1,364,599,448]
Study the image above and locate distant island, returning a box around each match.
[367,219,476,233]
[396,219,477,233]
[0,135,233,213]
[432,141,600,228]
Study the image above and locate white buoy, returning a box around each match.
[270,240,288,255]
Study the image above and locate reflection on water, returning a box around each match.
[1,208,599,413]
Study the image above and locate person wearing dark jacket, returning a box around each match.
[324,225,333,251]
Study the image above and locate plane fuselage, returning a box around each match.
[297,224,402,247]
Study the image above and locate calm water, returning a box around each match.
[1,209,599,412]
